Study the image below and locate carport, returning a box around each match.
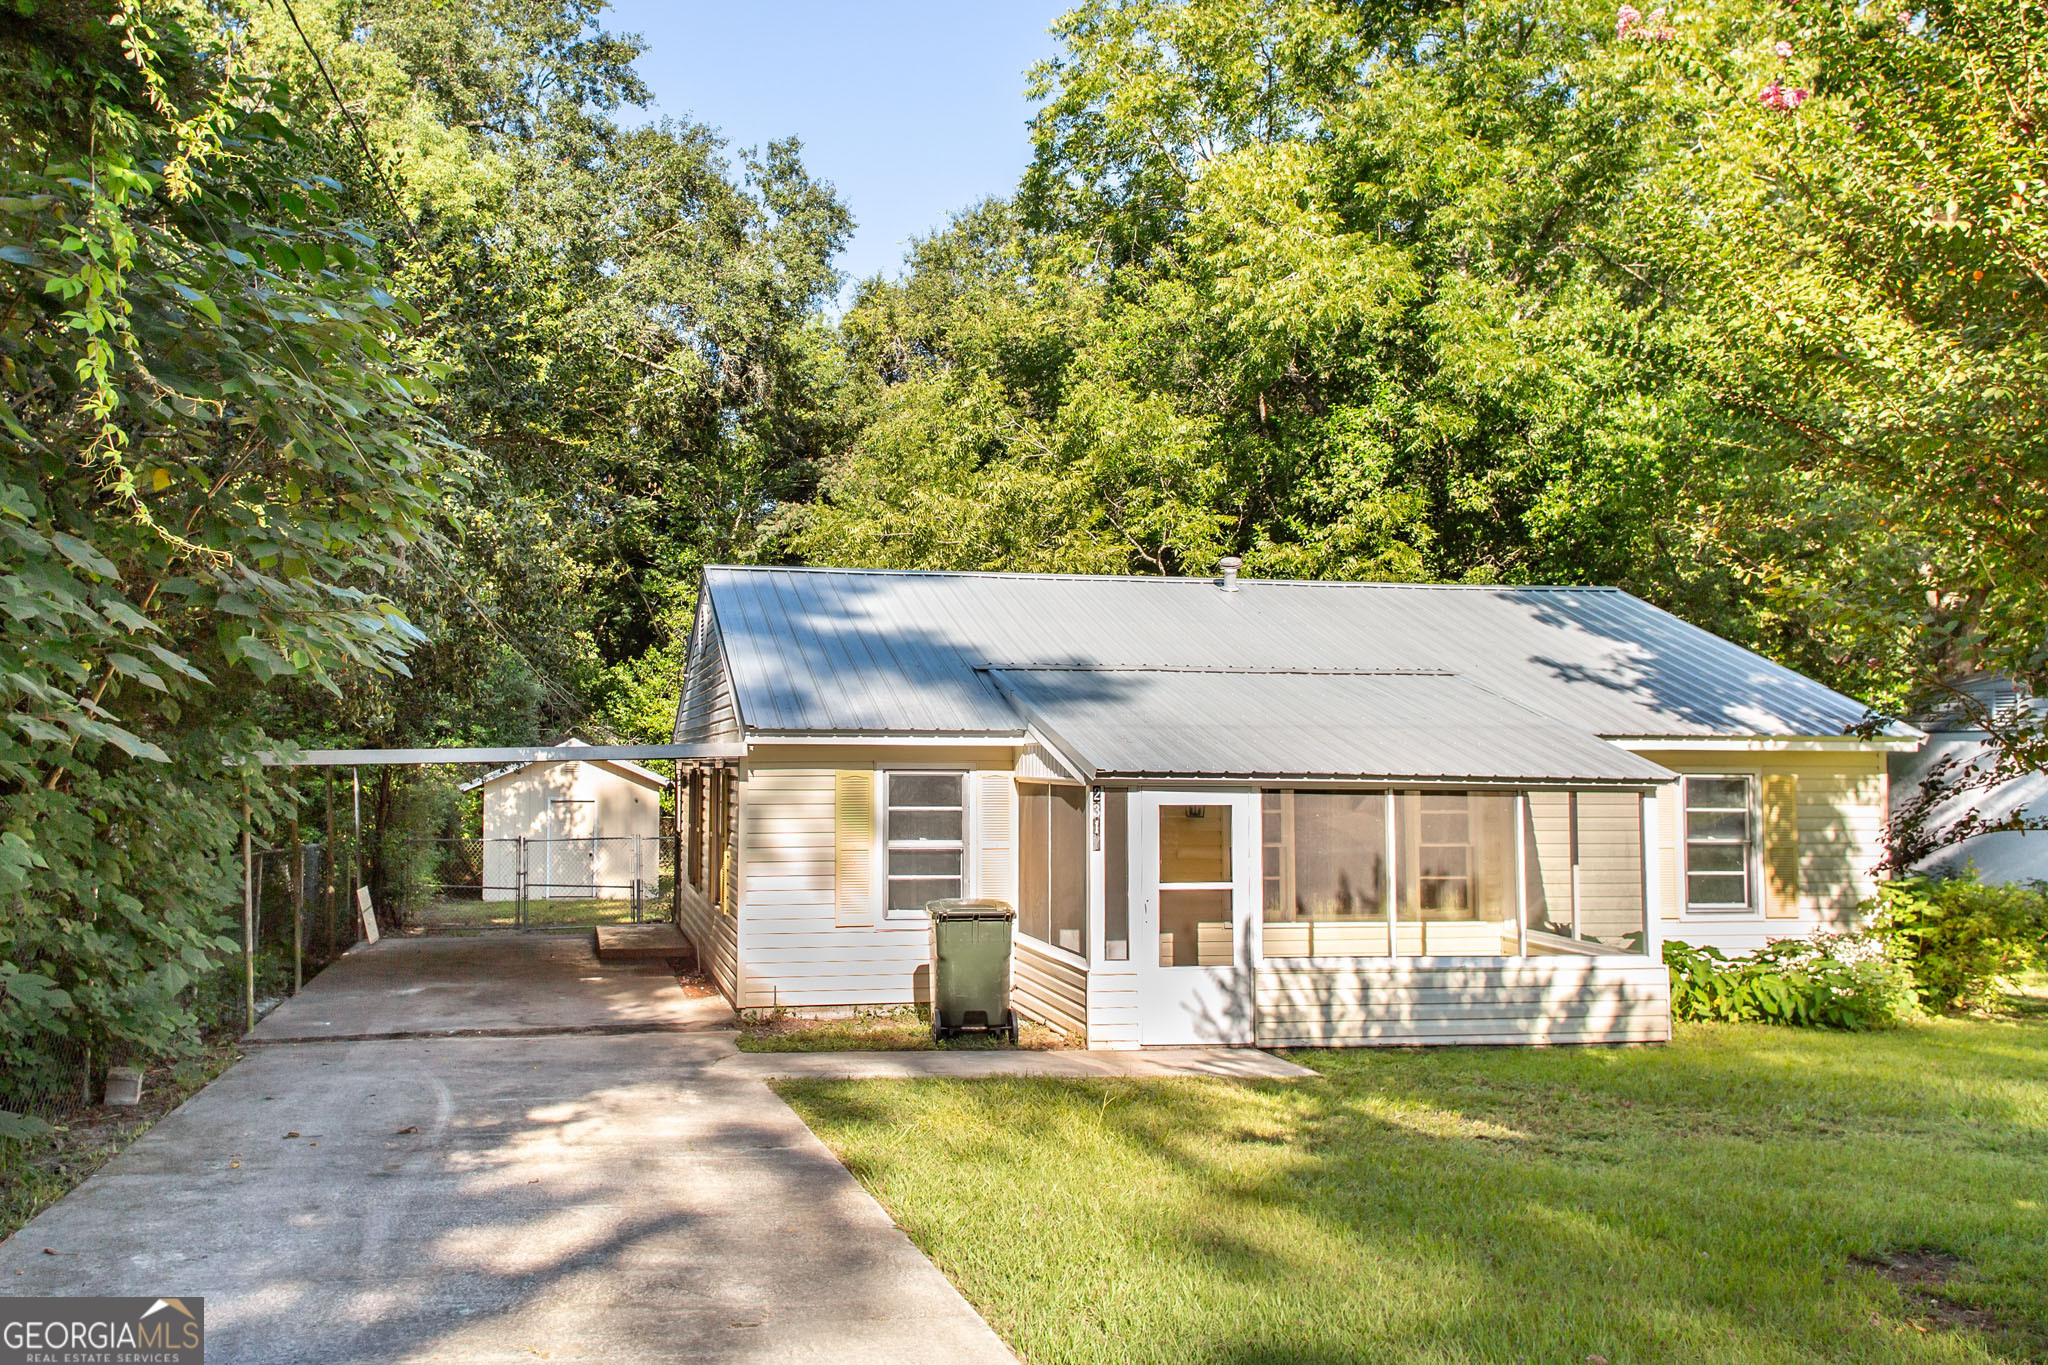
[236,741,742,1032]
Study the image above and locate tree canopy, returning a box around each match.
[1,0,2042,1104]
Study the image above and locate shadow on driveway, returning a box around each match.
[0,939,1013,1364]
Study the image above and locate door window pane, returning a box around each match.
[1159,888,1232,967]
[1160,806,1230,882]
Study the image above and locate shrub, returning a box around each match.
[1664,932,1923,1030]
[1867,873,2048,1011]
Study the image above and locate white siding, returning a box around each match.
[1014,938,1086,1037]
[1638,749,1888,954]
[1257,957,1671,1047]
[674,603,741,743]
[678,880,736,1001]
[732,759,1019,1011]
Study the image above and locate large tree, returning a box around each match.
[0,2,454,1102]
[240,0,852,749]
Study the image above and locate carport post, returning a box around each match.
[241,790,255,1033]
[516,835,527,930]
[289,815,303,994]
[350,766,361,931]
[322,770,337,958]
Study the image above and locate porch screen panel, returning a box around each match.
[686,770,704,889]
[1103,789,1129,960]
[1261,792,1389,958]
[1521,790,1647,956]
[1394,792,1518,956]
[1570,791,1645,950]
[1017,782,1088,957]
[1048,784,1087,956]
[1018,783,1049,943]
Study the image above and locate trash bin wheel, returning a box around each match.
[1005,1008,1019,1044]
[932,1015,948,1044]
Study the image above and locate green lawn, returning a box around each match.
[778,1018,2048,1364]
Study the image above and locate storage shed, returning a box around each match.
[463,739,666,900]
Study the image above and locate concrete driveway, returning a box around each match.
[0,937,1015,1364]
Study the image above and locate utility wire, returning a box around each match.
[269,0,415,238]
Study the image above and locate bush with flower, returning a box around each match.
[1664,931,1924,1030]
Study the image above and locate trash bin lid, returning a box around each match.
[925,898,1015,921]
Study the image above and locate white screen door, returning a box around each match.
[1133,792,1257,1045]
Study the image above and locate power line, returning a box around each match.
[268,0,415,237]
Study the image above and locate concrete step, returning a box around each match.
[594,922,697,966]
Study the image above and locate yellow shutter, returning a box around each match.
[1761,773,1800,918]
[835,770,875,928]
[976,771,1016,908]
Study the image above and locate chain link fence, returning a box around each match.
[385,833,674,931]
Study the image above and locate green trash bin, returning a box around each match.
[926,898,1018,1043]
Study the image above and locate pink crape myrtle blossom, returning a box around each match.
[1758,80,1812,111]
[1775,39,1794,57]
[1617,5,1675,41]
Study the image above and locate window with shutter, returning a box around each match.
[1683,775,1755,913]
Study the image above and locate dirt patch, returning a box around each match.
[1852,1250,2009,1337]
[1,1043,239,1245]
[668,959,722,998]
[738,1007,1081,1053]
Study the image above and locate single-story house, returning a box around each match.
[1890,674,2048,883]
[671,565,1923,1049]
[462,738,665,900]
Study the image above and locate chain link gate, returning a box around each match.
[390,833,672,931]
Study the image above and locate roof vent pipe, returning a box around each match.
[1218,556,1242,592]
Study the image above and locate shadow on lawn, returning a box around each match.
[785,1020,2048,1364]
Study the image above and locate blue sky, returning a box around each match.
[605,1,1067,300]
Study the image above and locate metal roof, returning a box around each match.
[697,566,1905,745]
[987,668,1674,784]
[454,739,673,792]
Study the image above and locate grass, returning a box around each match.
[401,895,656,930]
[738,1005,1079,1052]
[1,1041,239,1245]
[779,1016,2048,1364]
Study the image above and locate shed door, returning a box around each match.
[1133,792,1257,1046]
[548,798,596,898]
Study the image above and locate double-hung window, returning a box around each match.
[884,772,965,918]
[1684,775,1754,913]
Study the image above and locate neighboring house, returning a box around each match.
[671,566,1923,1049]
[1890,674,2048,884]
[461,738,666,900]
